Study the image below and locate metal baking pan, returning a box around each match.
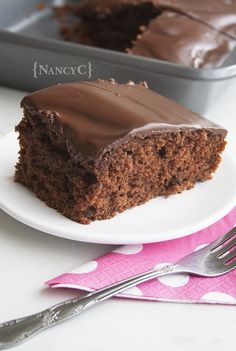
[0,0,236,114]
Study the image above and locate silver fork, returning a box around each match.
[0,227,235,350]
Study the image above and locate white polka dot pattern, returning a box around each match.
[48,207,236,306]
[201,292,236,304]
[71,261,98,274]
[112,244,143,255]
[124,286,143,296]
[155,263,190,287]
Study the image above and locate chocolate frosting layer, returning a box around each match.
[157,0,236,13]
[130,11,234,68]
[21,80,227,159]
[159,1,236,40]
[185,11,236,40]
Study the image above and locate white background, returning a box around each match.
[0,82,236,351]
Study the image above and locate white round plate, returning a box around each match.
[0,132,236,245]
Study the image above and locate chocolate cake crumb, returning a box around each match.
[60,2,160,51]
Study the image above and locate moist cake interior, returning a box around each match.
[61,3,160,51]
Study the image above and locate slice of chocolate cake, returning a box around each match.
[15,80,227,224]
[129,11,235,68]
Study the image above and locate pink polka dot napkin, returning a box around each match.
[47,207,236,305]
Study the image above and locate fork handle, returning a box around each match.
[0,264,177,349]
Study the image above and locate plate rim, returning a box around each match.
[0,131,236,245]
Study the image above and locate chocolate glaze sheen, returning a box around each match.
[21,80,227,159]
[185,10,236,39]
[130,11,233,68]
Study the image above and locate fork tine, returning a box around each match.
[217,237,236,257]
[223,248,236,264]
[227,259,236,271]
[210,227,236,252]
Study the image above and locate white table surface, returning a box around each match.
[0,83,236,351]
